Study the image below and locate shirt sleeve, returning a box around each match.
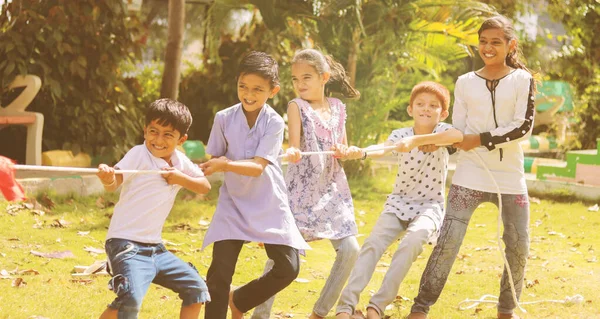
[177,152,204,178]
[451,77,467,133]
[206,112,227,157]
[480,73,535,151]
[386,128,409,156]
[254,115,284,164]
[114,146,143,183]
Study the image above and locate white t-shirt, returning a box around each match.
[106,144,204,243]
[383,122,454,231]
[451,69,535,194]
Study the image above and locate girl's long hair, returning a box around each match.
[292,48,360,99]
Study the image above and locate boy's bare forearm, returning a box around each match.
[180,176,211,194]
[223,159,266,177]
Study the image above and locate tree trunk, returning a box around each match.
[160,0,185,99]
[347,28,361,87]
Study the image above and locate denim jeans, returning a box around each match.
[105,238,210,319]
[411,185,530,315]
[204,240,300,319]
[251,236,359,318]
[336,213,435,317]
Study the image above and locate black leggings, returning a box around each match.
[204,240,300,319]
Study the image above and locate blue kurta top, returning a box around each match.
[202,103,311,251]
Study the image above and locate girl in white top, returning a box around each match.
[408,15,536,319]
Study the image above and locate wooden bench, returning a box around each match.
[0,75,44,165]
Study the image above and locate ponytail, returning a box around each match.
[323,55,360,99]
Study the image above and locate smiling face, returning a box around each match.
[143,119,187,161]
[237,73,280,113]
[291,62,329,101]
[478,28,516,67]
[408,92,448,128]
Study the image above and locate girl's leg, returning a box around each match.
[311,236,360,318]
[233,244,300,313]
[336,212,404,316]
[410,185,485,315]
[249,259,276,319]
[205,240,244,319]
[496,194,530,315]
[368,216,436,317]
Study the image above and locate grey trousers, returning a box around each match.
[336,212,435,317]
[411,184,530,315]
[251,235,359,318]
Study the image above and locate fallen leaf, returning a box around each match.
[162,240,183,246]
[38,194,55,209]
[84,247,105,255]
[51,219,71,228]
[12,277,26,288]
[526,279,539,288]
[294,278,310,283]
[198,220,210,226]
[1,269,11,279]
[70,278,93,285]
[18,269,40,275]
[77,231,90,236]
[30,250,75,259]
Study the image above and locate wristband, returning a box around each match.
[361,151,368,160]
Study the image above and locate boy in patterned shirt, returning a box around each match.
[335,81,463,319]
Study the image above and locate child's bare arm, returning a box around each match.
[397,129,463,152]
[96,164,123,192]
[163,167,211,194]
[200,156,268,177]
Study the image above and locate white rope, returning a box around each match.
[14,165,168,174]
[459,150,585,313]
[277,145,398,159]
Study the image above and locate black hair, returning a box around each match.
[145,98,192,135]
[238,51,280,87]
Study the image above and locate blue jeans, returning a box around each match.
[411,185,530,315]
[105,238,210,318]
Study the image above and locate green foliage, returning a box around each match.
[545,0,600,149]
[0,0,145,162]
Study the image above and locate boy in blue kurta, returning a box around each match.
[200,51,311,319]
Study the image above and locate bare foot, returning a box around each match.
[351,310,367,319]
[336,312,351,319]
[309,312,324,319]
[498,313,521,319]
[366,307,380,319]
[229,290,244,319]
[406,312,427,319]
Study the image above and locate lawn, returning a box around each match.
[0,170,599,319]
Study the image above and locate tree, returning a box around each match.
[545,0,600,149]
[160,0,186,99]
[0,0,144,162]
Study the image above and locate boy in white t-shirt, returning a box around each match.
[335,82,463,319]
[96,98,211,319]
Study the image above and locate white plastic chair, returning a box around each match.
[0,75,44,165]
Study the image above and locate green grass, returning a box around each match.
[1,171,599,319]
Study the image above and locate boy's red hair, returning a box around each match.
[409,81,450,111]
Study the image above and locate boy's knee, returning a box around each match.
[273,257,300,283]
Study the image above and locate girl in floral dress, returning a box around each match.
[251,48,363,319]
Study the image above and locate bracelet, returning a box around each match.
[102,177,116,187]
[361,151,368,160]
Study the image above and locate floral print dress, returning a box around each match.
[285,97,357,242]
